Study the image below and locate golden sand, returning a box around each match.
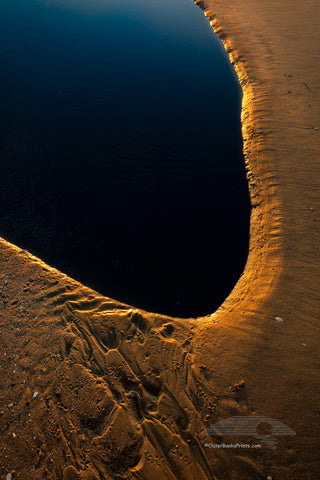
[0,0,319,478]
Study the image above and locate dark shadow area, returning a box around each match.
[0,0,250,317]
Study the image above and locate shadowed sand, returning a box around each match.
[0,0,319,478]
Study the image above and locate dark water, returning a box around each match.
[0,0,250,318]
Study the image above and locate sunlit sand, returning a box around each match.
[0,0,319,478]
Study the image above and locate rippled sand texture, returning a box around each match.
[0,0,319,478]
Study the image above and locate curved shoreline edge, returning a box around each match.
[0,0,319,478]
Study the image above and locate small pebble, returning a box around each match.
[6,473,12,480]
[33,392,39,398]
[275,316,284,322]
[4,280,8,286]
[12,433,16,439]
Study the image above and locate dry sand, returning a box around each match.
[0,0,319,478]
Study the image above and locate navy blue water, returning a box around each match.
[0,0,250,317]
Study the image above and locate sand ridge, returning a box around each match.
[0,240,238,479]
[1,0,320,478]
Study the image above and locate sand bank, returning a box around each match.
[0,0,319,478]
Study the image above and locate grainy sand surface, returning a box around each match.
[0,0,319,478]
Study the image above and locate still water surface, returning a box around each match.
[0,0,250,317]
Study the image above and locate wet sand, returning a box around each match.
[0,0,319,478]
